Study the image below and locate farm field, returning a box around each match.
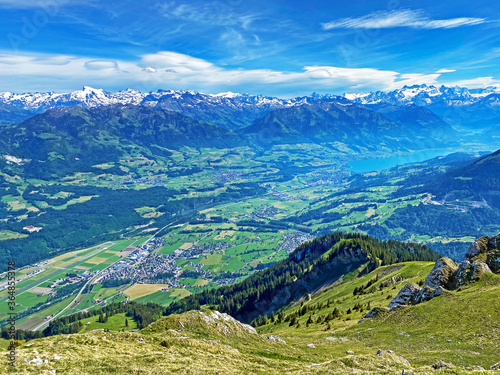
[0,145,485,335]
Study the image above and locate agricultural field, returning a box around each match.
[0,230,27,240]
[0,145,485,336]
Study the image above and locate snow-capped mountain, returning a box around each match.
[344,84,500,107]
[0,86,349,113]
[0,86,146,112]
[1,84,499,130]
[0,87,351,129]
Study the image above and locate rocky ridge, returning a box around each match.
[383,234,500,310]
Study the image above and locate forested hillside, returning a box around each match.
[165,232,438,322]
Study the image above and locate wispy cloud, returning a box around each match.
[436,69,456,73]
[322,10,485,30]
[160,1,259,29]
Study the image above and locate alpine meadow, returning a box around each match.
[1,1,500,374]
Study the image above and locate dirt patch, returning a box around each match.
[117,246,137,257]
[75,265,90,270]
[28,286,52,295]
[17,316,45,331]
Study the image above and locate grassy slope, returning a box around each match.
[1,261,499,374]
[257,261,500,370]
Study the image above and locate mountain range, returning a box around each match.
[2,85,499,133]
[0,100,461,180]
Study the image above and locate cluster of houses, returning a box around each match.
[211,170,243,184]
[249,205,280,219]
[50,271,94,288]
[306,168,351,186]
[276,231,314,254]
[99,238,170,283]
[94,226,313,292]
[23,225,42,233]
[123,178,165,185]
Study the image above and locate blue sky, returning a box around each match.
[0,0,499,96]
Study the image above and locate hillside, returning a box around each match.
[164,232,438,322]
[384,149,500,240]
[0,105,245,179]
[429,148,500,206]
[3,257,499,374]
[240,102,418,151]
[367,103,458,141]
[0,103,34,125]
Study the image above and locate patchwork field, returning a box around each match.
[124,284,172,300]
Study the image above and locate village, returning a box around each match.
[94,227,315,293]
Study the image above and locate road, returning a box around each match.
[0,242,116,302]
[32,223,179,331]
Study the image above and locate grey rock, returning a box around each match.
[398,356,410,365]
[29,356,43,365]
[388,283,420,309]
[424,257,458,289]
[306,343,316,349]
[266,335,286,344]
[415,286,444,304]
[472,261,491,278]
[432,360,452,369]
[376,349,394,357]
[346,350,354,354]
[465,241,482,260]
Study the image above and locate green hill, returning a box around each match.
[3,257,499,374]
[164,232,438,322]
[240,103,417,151]
[0,105,245,179]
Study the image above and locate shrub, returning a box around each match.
[160,340,171,348]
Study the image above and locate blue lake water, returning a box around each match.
[348,150,452,173]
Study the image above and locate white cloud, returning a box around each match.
[84,60,119,70]
[445,76,500,88]
[322,10,485,30]
[0,50,490,95]
[436,69,456,73]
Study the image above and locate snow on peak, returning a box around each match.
[213,91,241,98]
[0,85,498,115]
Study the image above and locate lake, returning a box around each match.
[348,150,452,173]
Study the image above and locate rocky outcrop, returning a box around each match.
[143,310,257,337]
[364,307,390,319]
[452,260,491,288]
[387,283,444,309]
[385,234,500,310]
[424,257,457,289]
[387,283,421,309]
